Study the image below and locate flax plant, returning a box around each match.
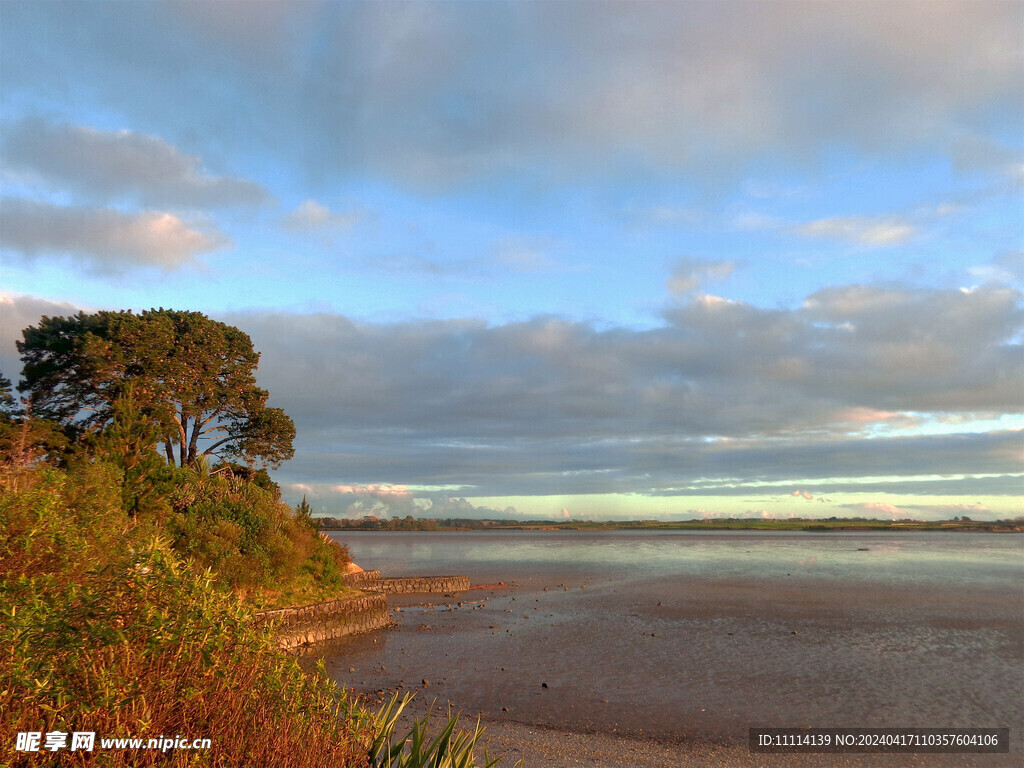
[369,694,516,768]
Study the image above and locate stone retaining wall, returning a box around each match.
[257,573,469,651]
[256,593,392,653]
[377,575,471,594]
[340,569,382,589]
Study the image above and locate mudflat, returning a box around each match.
[318,531,1023,767]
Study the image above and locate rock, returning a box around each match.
[542,682,549,688]
[502,707,509,712]
[349,667,356,673]
[422,679,429,687]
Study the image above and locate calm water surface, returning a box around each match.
[317,531,1023,751]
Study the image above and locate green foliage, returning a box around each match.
[17,308,295,468]
[90,385,173,516]
[0,463,510,767]
[296,495,316,530]
[369,694,512,768]
[163,468,350,594]
[0,469,370,767]
[0,372,69,484]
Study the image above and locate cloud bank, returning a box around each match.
[217,280,1022,499]
[2,277,1020,514]
[2,120,269,208]
[3,1,1019,190]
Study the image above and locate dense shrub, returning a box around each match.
[0,461,505,767]
[0,466,370,767]
[161,467,351,600]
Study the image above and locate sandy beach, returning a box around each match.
[368,691,1018,768]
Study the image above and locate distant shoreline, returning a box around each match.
[319,518,1023,533]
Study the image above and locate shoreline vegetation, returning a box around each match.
[0,309,512,767]
[317,516,1024,533]
[0,460,508,767]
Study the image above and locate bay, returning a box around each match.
[317,530,1023,752]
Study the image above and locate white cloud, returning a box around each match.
[2,120,269,208]
[968,251,1024,286]
[0,198,228,272]
[793,216,916,246]
[841,501,905,519]
[284,481,516,519]
[283,200,365,232]
[667,259,737,295]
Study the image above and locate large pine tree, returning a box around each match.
[17,309,295,468]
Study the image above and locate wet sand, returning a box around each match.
[317,532,1023,767]
[379,693,1017,768]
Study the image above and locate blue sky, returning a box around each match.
[1,0,1021,520]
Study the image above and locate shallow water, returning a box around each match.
[316,531,1023,749]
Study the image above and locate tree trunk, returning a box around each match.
[188,416,200,465]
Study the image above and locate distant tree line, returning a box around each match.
[316,515,515,531]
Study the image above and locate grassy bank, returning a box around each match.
[0,462,506,767]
